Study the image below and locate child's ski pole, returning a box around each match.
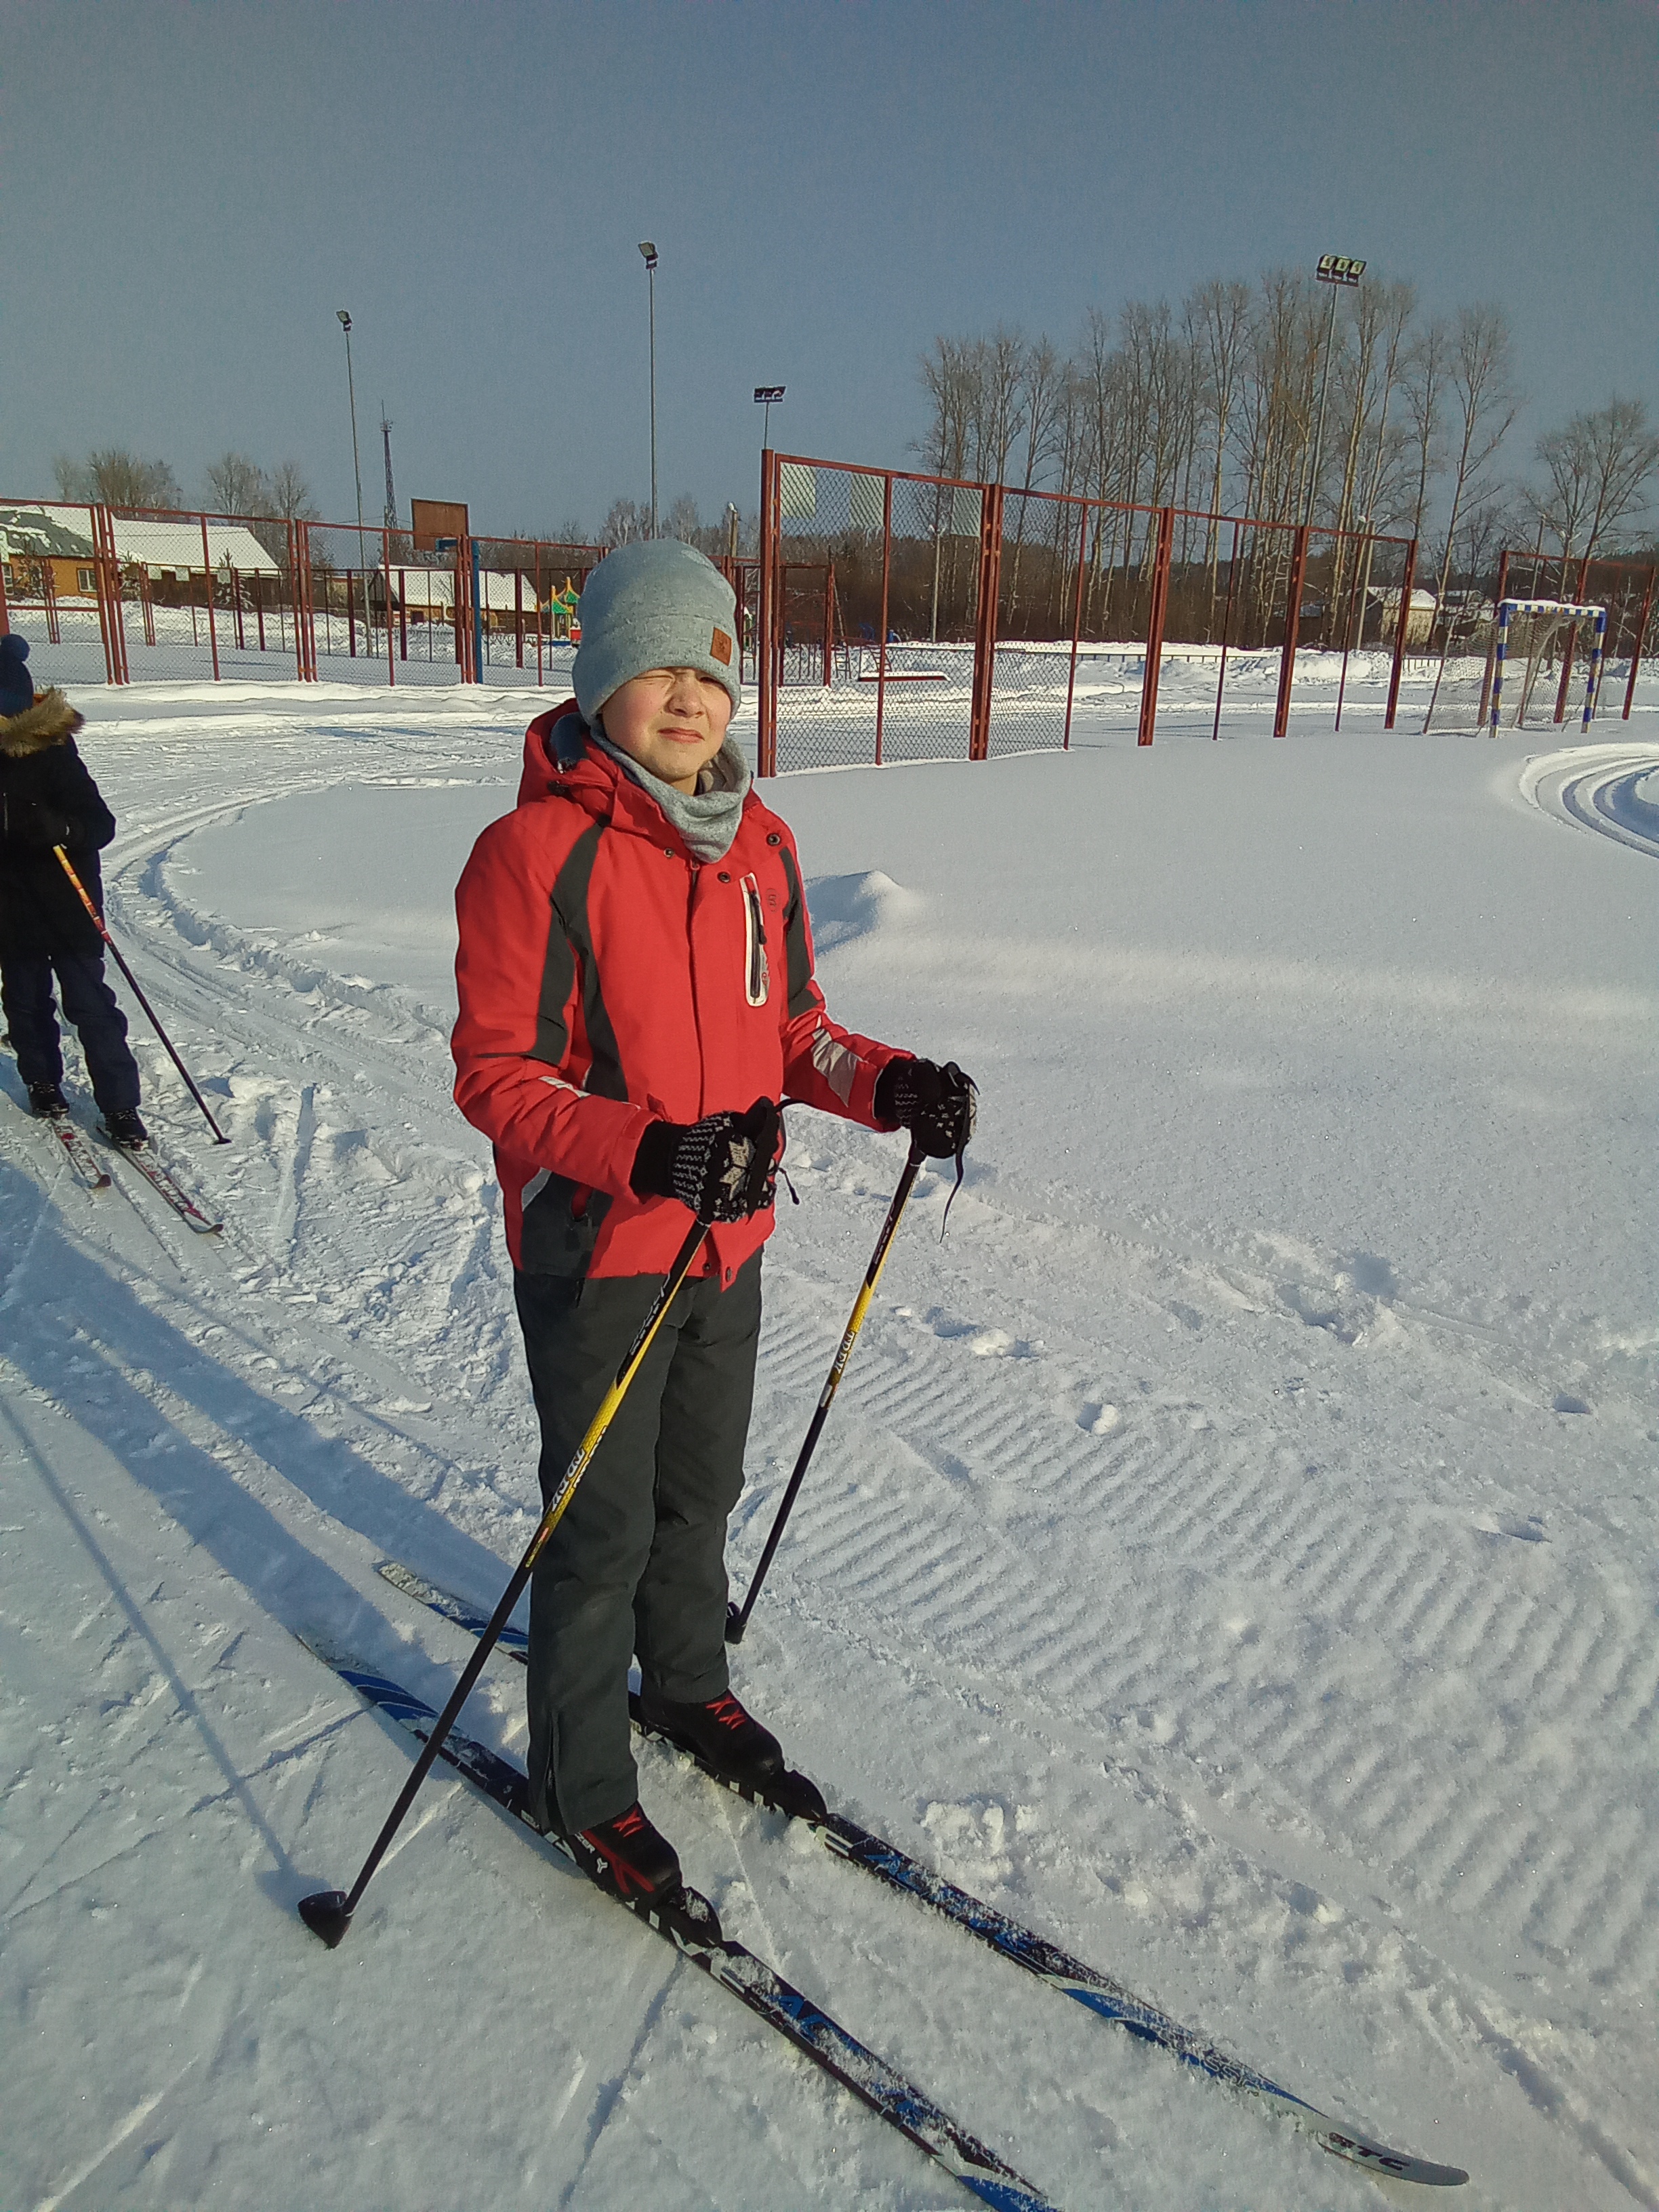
[726,1139,924,1644]
[301,1212,712,1948]
[53,845,229,1144]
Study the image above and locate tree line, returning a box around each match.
[913,275,1659,623]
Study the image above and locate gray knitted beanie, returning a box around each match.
[573,539,741,726]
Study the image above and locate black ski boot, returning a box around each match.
[638,1689,828,1819]
[103,1108,148,1149]
[567,1801,684,1910]
[28,1082,68,1116]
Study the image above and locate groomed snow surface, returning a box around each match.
[3,661,1656,2212]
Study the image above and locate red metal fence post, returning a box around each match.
[383,529,395,686]
[756,451,778,777]
[875,474,892,766]
[1062,499,1089,750]
[968,483,1004,761]
[822,559,834,689]
[1210,518,1241,742]
[199,513,221,681]
[1623,565,1656,719]
[1384,539,1416,729]
[1136,505,1175,747]
[1272,524,1309,739]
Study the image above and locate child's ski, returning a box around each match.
[43,1107,112,1191]
[102,1134,222,1233]
[300,1634,1057,2212]
[379,1557,1468,2193]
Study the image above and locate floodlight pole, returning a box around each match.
[639,244,659,537]
[1303,256,1364,530]
[380,408,398,532]
[337,310,368,628]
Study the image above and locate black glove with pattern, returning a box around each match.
[630,1097,782,1223]
[14,802,76,849]
[875,1058,977,1160]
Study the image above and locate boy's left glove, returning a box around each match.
[631,1097,783,1223]
[875,1058,977,1159]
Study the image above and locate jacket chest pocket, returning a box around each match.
[741,874,769,1008]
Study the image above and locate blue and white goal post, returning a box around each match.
[1488,600,1607,733]
[1425,598,1608,734]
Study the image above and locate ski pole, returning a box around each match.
[727,1139,924,1645]
[53,846,230,1145]
[300,1212,712,1948]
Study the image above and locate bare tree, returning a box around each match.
[1401,316,1450,550]
[52,448,184,510]
[600,497,651,547]
[203,452,272,515]
[1431,304,1519,611]
[1532,396,1659,564]
[268,462,320,521]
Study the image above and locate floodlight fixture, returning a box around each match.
[638,241,658,270]
[1316,255,1366,287]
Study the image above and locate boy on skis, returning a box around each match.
[0,634,146,1146]
[452,539,974,1910]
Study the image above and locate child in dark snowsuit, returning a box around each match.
[451,540,974,1909]
[0,635,145,1143]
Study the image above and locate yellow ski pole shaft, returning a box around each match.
[300,1212,711,1946]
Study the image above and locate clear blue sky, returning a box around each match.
[3,0,1654,537]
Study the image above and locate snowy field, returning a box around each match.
[2,663,1656,2212]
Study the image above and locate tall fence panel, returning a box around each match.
[754,454,1418,771]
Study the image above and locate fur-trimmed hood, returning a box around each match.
[0,688,85,758]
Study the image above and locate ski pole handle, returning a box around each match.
[53,846,230,1144]
[727,1139,925,1643]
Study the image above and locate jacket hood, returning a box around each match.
[0,687,85,758]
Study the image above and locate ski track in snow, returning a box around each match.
[2,676,1656,2211]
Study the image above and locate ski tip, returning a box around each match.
[298,1889,354,1948]
[1322,2129,1469,2187]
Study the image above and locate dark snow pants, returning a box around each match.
[1,949,140,1113]
[514,1251,762,1836]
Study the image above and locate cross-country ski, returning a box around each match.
[377,1556,1469,2191]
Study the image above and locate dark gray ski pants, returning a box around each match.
[514,1252,762,1835]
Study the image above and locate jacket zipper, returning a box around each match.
[742,875,769,1007]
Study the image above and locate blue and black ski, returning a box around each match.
[380,1558,1468,2192]
[300,1633,1056,2212]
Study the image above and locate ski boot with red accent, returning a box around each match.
[567,1801,684,1910]
[638,1688,828,1820]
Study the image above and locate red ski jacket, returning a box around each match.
[453,706,906,1283]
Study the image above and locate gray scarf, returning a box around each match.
[594,729,752,863]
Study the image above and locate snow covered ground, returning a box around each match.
[3,664,1656,2212]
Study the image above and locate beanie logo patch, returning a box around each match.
[710,627,733,666]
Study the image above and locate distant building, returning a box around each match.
[0,506,98,602]
[1368,586,1437,647]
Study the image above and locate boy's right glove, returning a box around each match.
[631,1097,782,1223]
[875,1057,978,1159]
